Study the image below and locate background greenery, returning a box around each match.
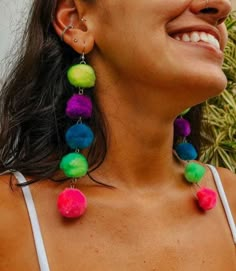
[200,11,236,172]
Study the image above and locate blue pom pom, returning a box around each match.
[65,123,94,149]
[175,142,198,160]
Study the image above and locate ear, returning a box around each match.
[52,0,94,54]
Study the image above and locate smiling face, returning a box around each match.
[73,0,231,109]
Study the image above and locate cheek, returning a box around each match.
[91,0,201,90]
[92,0,190,66]
[155,0,191,21]
[92,0,191,43]
[219,23,228,50]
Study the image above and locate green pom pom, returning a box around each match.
[184,162,206,183]
[67,64,96,88]
[60,153,88,178]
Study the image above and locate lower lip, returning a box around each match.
[171,38,224,60]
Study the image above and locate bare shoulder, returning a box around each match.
[0,174,40,269]
[0,174,27,246]
[0,173,22,207]
[0,173,24,209]
[215,167,236,218]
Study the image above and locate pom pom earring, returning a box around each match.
[56,39,217,217]
[174,109,217,211]
[57,52,96,218]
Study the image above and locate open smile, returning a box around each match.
[168,25,224,56]
[168,25,224,60]
[172,31,220,50]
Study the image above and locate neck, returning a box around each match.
[91,81,184,190]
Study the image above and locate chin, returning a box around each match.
[202,71,227,98]
[183,66,227,103]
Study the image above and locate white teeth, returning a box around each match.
[215,39,220,49]
[200,32,208,42]
[207,33,220,49]
[174,35,180,41]
[207,34,216,44]
[182,33,190,42]
[173,31,220,50]
[190,32,200,42]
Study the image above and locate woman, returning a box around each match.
[0,0,235,270]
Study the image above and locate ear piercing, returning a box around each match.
[61,25,73,41]
[60,18,87,42]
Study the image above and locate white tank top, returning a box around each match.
[11,165,236,271]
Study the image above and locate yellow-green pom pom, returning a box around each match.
[60,153,88,178]
[67,64,96,88]
[184,162,206,183]
[180,108,190,116]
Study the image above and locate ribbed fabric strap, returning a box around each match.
[13,171,51,271]
[208,165,236,244]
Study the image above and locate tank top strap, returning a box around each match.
[13,171,51,271]
[208,165,236,244]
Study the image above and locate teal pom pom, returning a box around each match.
[65,123,94,150]
[175,143,198,160]
[184,162,206,183]
[67,64,96,88]
[60,153,88,178]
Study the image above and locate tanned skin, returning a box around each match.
[0,0,235,270]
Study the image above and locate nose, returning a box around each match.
[190,0,232,25]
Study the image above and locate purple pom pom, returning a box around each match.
[66,94,92,119]
[174,118,191,137]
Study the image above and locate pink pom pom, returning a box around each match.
[57,188,87,218]
[196,187,217,211]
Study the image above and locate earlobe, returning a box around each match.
[52,0,94,54]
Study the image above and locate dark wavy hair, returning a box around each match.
[0,0,203,184]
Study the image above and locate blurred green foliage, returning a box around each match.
[200,11,236,172]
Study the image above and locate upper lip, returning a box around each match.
[168,25,222,48]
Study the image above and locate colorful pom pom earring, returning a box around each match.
[174,109,217,211]
[57,51,96,218]
[57,24,217,217]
